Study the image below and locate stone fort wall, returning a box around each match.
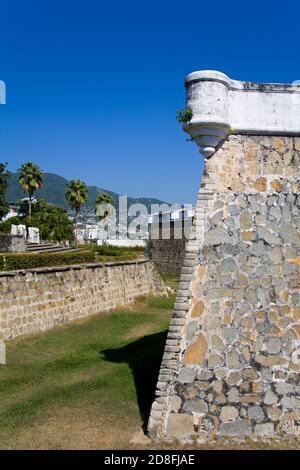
[147,221,193,275]
[148,135,300,440]
[0,258,166,341]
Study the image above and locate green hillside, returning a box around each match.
[6,173,169,211]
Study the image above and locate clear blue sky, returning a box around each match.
[0,0,299,205]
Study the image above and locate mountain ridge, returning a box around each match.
[6,172,169,212]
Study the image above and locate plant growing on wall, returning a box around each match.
[0,162,11,220]
[18,162,43,217]
[176,108,193,124]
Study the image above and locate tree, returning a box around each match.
[30,200,75,242]
[0,163,11,220]
[15,198,31,216]
[65,179,89,224]
[95,192,114,220]
[0,199,75,242]
[18,162,43,217]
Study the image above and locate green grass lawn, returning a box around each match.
[0,294,174,449]
[159,271,180,290]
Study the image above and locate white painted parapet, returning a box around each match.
[183,70,300,158]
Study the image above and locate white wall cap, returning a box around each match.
[185,70,300,92]
[185,70,232,87]
[183,70,300,158]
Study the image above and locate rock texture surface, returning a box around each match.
[148,135,300,440]
[0,234,26,253]
[147,221,193,275]
[0,258,166,341]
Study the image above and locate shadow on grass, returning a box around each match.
[100,330,168,432]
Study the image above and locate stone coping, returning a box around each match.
[0,256,149,277]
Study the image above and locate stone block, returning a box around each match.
[166,413,195,438]
[184,334,207,366]
[177,367,196,384]
[220,406,239,422]
[255,423,274,436]
[220,420,252,437]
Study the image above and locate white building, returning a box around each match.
[1,206,18,222]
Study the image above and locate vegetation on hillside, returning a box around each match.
[6,172,168,211]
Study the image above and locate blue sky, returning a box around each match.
[0,0,299,205]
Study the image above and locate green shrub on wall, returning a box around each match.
[176,107,193,124]
[0,251,96,271]
[91,245,144,256]
[0,247,145,271]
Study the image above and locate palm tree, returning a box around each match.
[65,179,89,236]
[95,192,114,220]
[18,162,43,217]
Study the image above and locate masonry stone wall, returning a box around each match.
[0,258,166,341]
[147,222,193,275]
[148,135,300,441]
[147,238,186,275]
[0,234,26,253]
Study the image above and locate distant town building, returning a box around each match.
[1,204,18,222]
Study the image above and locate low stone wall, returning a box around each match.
[0,258,167,341]
[0,234,26,253]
